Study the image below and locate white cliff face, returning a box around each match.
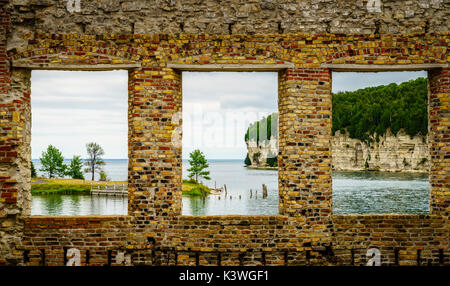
[246,136,278,167]
[246,130,429,172]
[331,130,429,173]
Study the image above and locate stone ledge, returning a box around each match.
[11,62,141,70]
[167,63,295,71]
[321,63,448,71]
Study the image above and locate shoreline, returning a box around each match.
[245,165,429,174]
[245,165,277,170]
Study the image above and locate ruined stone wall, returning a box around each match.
[0,0,448,266]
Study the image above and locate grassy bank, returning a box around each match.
[31,178,126,195]
[31,178,211,196]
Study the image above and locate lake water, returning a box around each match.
[31,159,429,216]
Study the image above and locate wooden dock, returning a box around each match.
[90,183,128,196]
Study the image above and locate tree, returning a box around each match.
[244,153,251,166]
[187,149,211,183]
[31,161,37,178]
[67,156,84,180]
[39,145,67,178]
[331,77,428,143]
[99,170,108,181]
[84,142,105,181]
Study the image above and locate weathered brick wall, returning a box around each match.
[0,0,448,266]
[429,68,450,217]
[332,215,449,266]
[22,216,133,266]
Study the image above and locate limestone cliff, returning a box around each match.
[246,130,429,173]
[246,136,278,168]
[331,130,429,173]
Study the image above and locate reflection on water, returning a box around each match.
[31,160,429,216]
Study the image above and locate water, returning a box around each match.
[30,159,429,216]
[182,160,279,216]
[31,194,127,216]
[332,171,429,214]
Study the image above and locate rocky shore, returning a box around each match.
[246,129,429,173]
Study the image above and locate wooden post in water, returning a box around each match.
[262,184,268,199]
[250,189,252,199]
[224,184,227,197]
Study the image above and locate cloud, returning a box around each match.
[182,72,278,159]
[183,72,278,111]
[31,70,128,159]
[332,71,427,93]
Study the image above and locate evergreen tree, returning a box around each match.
[39,145,67,178]
[67,156,85,180]
[187,149,211,183]
[332,77,428,143]
[244,153,251,166]
[31,161,37,178]
[99,170,108,181]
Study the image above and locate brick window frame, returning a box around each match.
[8,64,139,218]
[324,63,449,216]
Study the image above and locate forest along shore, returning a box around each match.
[244,78,429,173]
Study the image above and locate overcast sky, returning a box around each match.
[31,70,427,160]
[31,70,128,159]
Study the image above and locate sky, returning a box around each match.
[31,70,427,160]
[31,70,128,159]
